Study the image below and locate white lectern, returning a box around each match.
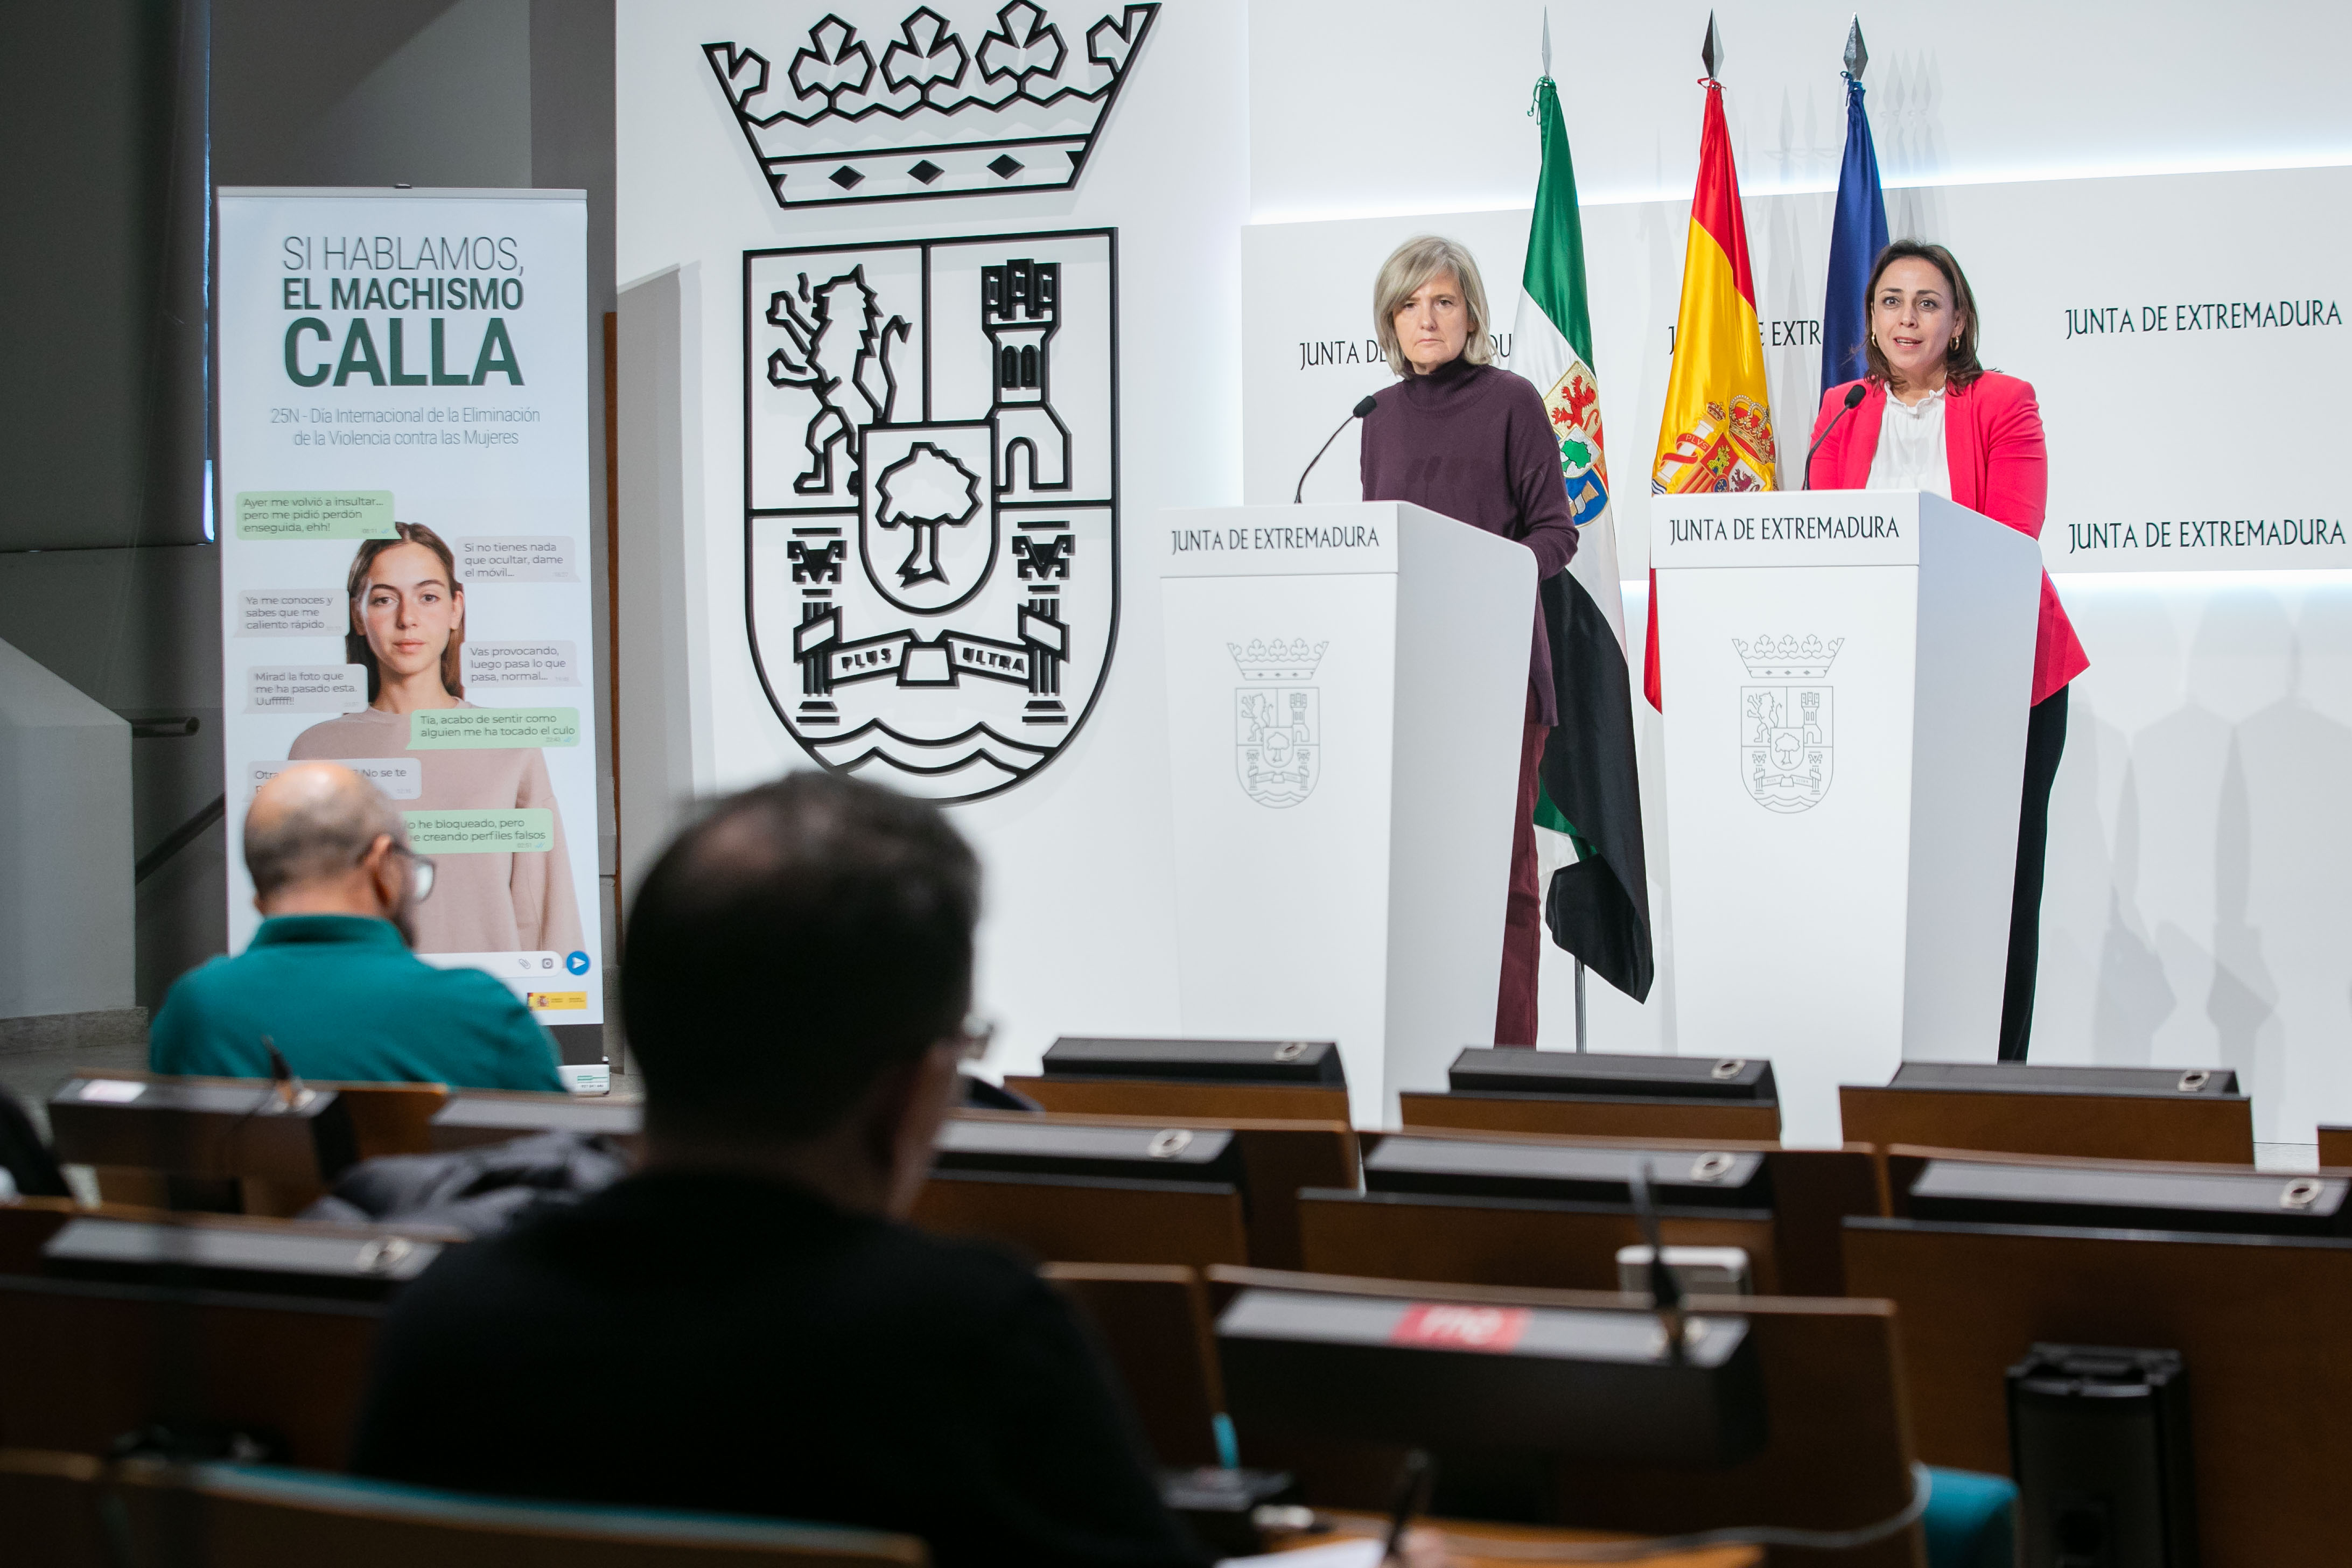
[1156,503,1536,1125]
[1652,489,2043,1145]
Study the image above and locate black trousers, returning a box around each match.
[1998,685,2069,1061]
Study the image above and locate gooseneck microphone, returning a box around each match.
[1294,395,1381,503]
[1802,381,1870,489]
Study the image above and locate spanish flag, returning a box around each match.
[1643,75,1777,709]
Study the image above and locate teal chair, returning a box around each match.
[0,1446,927,1566]
[1922,1466,2017,1568]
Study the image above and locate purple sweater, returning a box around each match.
[1360,356,1579,725]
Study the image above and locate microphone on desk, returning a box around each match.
[1294,395,1380,503]
[1802,381,1869,490]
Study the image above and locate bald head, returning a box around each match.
[247,762,407,905]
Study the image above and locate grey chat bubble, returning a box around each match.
[237,589,341,638]
[245,665,367,715]
[249,757,421,800]
[453,535,577,583]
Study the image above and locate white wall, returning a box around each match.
[0,638,133,1019]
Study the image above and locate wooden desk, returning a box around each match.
[45,1072,450,1216]
[912,1170,1250,1271]
[0,1276,383,1468]
[1845,1214,2352,1567]
[2316,1126,2352,1167]
[1003,1075,1352,1125]
[1042,1263,1224,1468]
[1402,1091,1782,1145]
[1839,1081,2253,1165]
[1207,1266,1923,1568]
[951,1109,1358,1270]
[1873,1143,2270,1220]
[1272,1510,1758,1567]
[1321,1127,1879,1296]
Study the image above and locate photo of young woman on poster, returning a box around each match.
[289,521,586,958]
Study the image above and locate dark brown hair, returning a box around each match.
[1863,240,1985,391]
[622,771,981,1145]
[346,522,464,701]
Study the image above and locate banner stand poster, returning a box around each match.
[215,187,605,1049]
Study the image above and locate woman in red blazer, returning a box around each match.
[1809,241,2088,1062]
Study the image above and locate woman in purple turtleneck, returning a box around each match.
[1360,235,1579,1048]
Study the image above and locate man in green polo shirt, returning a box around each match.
[150,762,564,1091]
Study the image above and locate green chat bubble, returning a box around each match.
[403,809,554,855]
[235,491,396,541]
[407,706,579,749]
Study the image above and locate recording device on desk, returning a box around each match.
[1040,1036,1346,1089]
[1447,1047,1777,1103]
[2008,1345,2196,1568]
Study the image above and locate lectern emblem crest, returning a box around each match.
[1735,633,1842,814]
[1232,639,1325,808]
[744,229,1119,802]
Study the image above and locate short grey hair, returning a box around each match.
[246,762,407,899]
[1372,235,1495,376]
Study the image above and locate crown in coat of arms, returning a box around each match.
[1734,633,1843,678]
[704,3,1160,209]
[1229,639,1328,682]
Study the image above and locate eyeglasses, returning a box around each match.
[951,1016,996,1062]
[367,842,436,901]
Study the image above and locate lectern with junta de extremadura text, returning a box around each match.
[1651,488,2043,1145]
[1155,502,1536,1126]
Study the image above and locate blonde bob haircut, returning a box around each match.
[1372,235,1494,377]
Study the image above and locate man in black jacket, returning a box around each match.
[351,773,1208,1568]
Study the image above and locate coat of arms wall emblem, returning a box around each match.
[1735,633,1841,814]
[1232,639,1325,808]
[745,230,1118,801]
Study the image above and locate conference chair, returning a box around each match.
[1203,1265,1925,1568]
[0,1447,927,1567]
[1845,1205,2352,1566]
[1839,1061,2253,1165]
[1303,1128,1880,1296]
[1040,1262,1225,1468]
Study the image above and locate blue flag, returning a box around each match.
[1820,72,1889,392]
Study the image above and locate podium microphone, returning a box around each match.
[1802,382,1869,489]
[1294,395,1380,503]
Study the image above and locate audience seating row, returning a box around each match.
[17,1065,2348,1566]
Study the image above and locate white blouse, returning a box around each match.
[1864,386,1951,496]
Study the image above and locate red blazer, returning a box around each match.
[1810,373,2088,704]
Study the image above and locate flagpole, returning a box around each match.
[1574,958,1587,1051]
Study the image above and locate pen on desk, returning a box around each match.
[1381,1447,1434,1564]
